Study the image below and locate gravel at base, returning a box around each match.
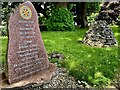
[21,67,85,89]
[42,67,83,88]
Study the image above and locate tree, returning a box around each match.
[55,2,67,8]
[32,2,49,19]
[1,2,101,29]
[81,2,88,28]
[71,2,100,28]
[75,2,87,28]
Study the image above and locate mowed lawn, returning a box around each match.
[0,26,119,87]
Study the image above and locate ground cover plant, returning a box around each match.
[0,26,119,88]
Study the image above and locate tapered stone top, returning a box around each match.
[7,1,49,84]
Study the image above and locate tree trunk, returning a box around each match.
[80,2,87,28]
[76,2,81,26]
[76,2,88,28]
[0,18,2,25]
[33,2,48,19]
[55,2,67,8]
[0,2,2,25]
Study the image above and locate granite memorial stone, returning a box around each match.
[7,1,49,84]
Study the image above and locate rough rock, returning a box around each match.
[95,1,120,25]
[82,20,118,47]
[42,68,81,88]
[48,52,64,60]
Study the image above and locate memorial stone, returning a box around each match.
[7,1,49,84]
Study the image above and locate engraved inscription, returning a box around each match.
[14,19,42,78]
[12,65,46,81]
[20,28,33,30]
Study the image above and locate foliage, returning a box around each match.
[88,72,111,88]
[2,2,13,22]
[0,25,7,36]
[38,16,47,25]
[46,7,75,31]
[87,2,100,15]
[117,15,120,27]
[67,3,74,11]
[86,2,100,16]
[0,26,119,88]
[87,13,99,24]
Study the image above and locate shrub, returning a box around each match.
[89,72,111,88]
[38,16,47,25]
[87,13,99,24]
[46,7,75,31]
[0,25,7,36]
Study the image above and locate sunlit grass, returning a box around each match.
[0,37,8,65]
[42,26,119,87]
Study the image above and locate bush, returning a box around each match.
[0,25,7,36]
[89,72,111,88]
[46,7,75,31]
[38,16,47,25]
[87,13,99,24]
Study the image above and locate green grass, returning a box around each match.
[0,36,8,65]
[0,26,119,87]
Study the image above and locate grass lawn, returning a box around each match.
[0,26,119,87]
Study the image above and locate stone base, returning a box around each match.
[0,63,56,89]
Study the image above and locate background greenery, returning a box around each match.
[0,1,119,89]
[46,7,74,31]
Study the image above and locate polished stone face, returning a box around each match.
[7,1,49,84]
